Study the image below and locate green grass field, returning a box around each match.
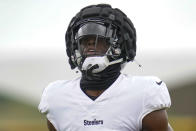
[0,119,47,131]
[169,116,196,131]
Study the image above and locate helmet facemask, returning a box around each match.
[78,35,110,58]
[72,22,123,73]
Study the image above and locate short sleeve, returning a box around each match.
[38,86,49,114]
[145,78,171,111]
[38,80,68,114]
[139,77,171,129]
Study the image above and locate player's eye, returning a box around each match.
[79,36,96,46]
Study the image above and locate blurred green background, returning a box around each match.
[0,94,46,131]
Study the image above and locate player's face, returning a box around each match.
[79,36,109,57]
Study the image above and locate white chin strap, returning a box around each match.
[81,56,123,73]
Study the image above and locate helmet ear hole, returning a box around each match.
[127,49,136,61]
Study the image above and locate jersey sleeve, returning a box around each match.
[38,86,49,114]
[38,81,58,114]
[38,80,66,131]
[38,80,70,114]
[139,77,171,128]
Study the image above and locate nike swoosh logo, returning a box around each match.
[156,81,162,85]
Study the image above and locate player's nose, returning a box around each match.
[87,39,96,47]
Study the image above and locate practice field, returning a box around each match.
[169,116,196,131]
[0,118,47,131]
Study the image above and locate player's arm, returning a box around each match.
[47,119,57,131]
[142,109,173,131]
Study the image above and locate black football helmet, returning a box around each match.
[65,4,136,71]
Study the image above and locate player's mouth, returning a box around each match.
[84,49,103,56]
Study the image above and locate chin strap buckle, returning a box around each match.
[82,64,101,80]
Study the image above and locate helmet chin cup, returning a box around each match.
[81,56,109,73]
[81,56,124,73]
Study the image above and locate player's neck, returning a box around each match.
[85,89,105,98]
[80,63,121,100]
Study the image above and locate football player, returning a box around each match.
[39,4,173,131]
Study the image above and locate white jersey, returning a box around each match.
[38,74,171,131]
